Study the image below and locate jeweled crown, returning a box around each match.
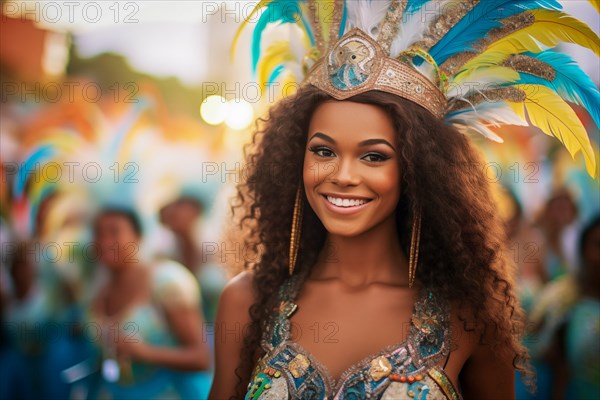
[305,28,447,118]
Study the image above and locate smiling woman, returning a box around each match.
[209,85,531,400]
[209,0,600,399]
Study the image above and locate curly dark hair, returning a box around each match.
[230,84,533,398]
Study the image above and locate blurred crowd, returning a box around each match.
[0,188,230,400]
[0,70,236,399]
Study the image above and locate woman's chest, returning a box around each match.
[93,282,149,316]
[288,290,415,382]
[248,337,459,400]
[246,284,460,399]
[88,292,172,346]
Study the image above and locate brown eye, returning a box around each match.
[362,152,389,163]
[308,146,335,158]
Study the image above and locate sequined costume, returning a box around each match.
[245,276,462,399]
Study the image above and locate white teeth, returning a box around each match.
[326,196,369,207]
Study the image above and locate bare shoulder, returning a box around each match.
[219,269,256,313]
[213,268,257,350]
[209,270,257,400]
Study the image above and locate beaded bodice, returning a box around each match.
[245,276,463,399]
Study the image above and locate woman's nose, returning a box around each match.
[330,158,360,186]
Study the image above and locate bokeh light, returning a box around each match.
[199,95,227,126]
[224,100,254,130]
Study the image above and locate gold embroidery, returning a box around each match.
[428,366,460,400]
[288,353,310,378]
[368,355,393,381]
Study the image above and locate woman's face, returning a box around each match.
[93,213,140,269]
[303,100,401,237]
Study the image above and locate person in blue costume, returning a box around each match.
[210,1,599,399]
[85,208,212,399]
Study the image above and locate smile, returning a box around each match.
[320,194,373,215]
[325,195,370,207]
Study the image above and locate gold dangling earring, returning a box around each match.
[289,184,303,276]
[408,205,422,288]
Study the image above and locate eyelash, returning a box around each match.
[307,146,390,163]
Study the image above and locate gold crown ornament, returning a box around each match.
[233,0,600,178]
[305,27,447,118]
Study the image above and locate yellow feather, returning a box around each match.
[462,10,600,72]
[282,73,301,96]
[257,41,296,91]
[452,66,520,86]
[298,2,319,47]
[506,84,597,178]
[230,0,273,61]
[315,0,334,44]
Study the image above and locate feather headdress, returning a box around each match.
[233,0,599,178]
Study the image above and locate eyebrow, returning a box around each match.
[308,132,396,152]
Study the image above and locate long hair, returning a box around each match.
[230,84,533,398]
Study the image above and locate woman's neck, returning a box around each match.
[311,217,408,288]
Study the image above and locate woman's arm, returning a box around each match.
[208,270,255,400]
[459,335,516,400]
[116,299,211,371]
[115,262,212,371]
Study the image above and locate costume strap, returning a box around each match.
[410,290,452,367]
[262,274,303,349]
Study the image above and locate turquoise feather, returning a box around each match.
[339,0,347,38]
[515,50,600,130]
[251,0,313,73]
[266,64,285,87]
[428,0,562,65]
[404,0,431,15]
[13,145,57,199]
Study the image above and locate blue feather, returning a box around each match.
[339,0,347,38]
[266,64,285,87]
[13,145,57,199]
[515,50,600,129]
[251,1,307,73]
[405,0,431,15]
[428,0,562,65]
